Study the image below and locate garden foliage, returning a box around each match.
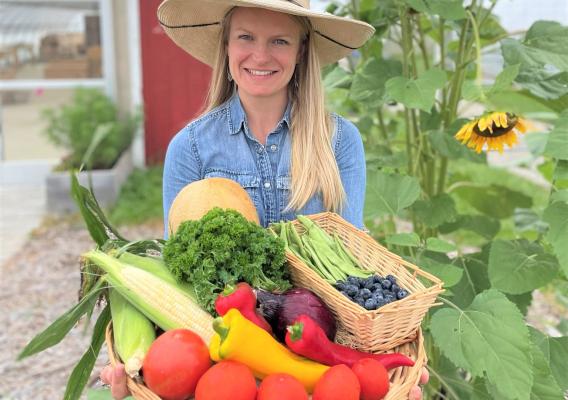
[323,0,568,398]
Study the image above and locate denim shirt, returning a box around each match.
[163,93,366,237]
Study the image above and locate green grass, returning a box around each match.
[109,165,164,226]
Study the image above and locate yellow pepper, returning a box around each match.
[209,308,329,392]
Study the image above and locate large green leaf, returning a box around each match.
[551,189,568,203]
[403,0,466,20]
[425,237,457,253]
[487,89,566,116]
[415,254,463,287]
[544,110,568,160]
[501,21,568,99]
[454,184,532,219]
[385,232,421,247]
[430,290,533,400]
[365,171,421,217]
[439,214,501,239]
[385,68,447,112]
[428,130,486,162]
[529,340,564,400]
[412,194,457,228]
[63,305,111,400]
[350,58,402,107]
[530,328,568,393]
[513,208,548,234]
[463,65,520,101]
[323,65,352,90]
[430,355,474,399]
[488,240,559,294]
[450,251,491,309]
[543,201,568,277]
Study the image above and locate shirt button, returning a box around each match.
[270,144,278,152]
[264,181,271,189]
[256,146,263,154]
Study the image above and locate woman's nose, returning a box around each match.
[251,43,271,62]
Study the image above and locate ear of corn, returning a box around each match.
[84,250,214,344]
[108,288,155,377]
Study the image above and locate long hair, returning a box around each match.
[204,7,345,212]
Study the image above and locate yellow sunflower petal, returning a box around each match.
[477,116,488,132]
[515,118,527,133]
[475,138,485,153]
[500,113,508,128]
[495,137,505,154]
[463,123,475,141]
[455,123,469,139]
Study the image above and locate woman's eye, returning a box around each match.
[238,34,252,40]
[274,39,289,45]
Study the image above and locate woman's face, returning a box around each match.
[227,7,303,102]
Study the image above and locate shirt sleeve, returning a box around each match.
[334,116,366,230]
[162,125,202,239]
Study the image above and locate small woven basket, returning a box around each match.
[286,212,444,352]
[105,323,427,400]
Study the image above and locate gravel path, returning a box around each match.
[1,217,566,399]
[0,217,162,400]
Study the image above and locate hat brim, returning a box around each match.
[157,0,375,66]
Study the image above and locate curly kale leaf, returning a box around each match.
[163,208,290,313]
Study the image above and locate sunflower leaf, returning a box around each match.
[385,232,420,247]
[488,239,559,294]
[454,184,532,219]
[426,237,457,253]
[544,110,568,160]
[542,201,568,277]
[413,254,463,287]
[364,171,421,218]
[323,65,352,90]
[385,68,447,112]
[430,289,533,400]
[412,194,458,228]
[402,0,466,20]
[350,58,402,107]
[530,328,568,393]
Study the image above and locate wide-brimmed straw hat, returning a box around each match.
[157,0,375,67]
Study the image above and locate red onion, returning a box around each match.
[255,287,337,342]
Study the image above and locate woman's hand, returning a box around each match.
[100,363,129,400]
[409,368,430,400]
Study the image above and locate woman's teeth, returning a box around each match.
[247,69,275,76]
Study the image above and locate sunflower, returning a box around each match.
[454,112,528,153]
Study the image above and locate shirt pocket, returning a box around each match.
[276,175,325,221]
[203,170,261,206]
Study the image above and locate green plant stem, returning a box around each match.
[377,107,390,145]
[439,17,447,128]
[466,10,483,88]
[400,6,414,174]
[415,14,430,70]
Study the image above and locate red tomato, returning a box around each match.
[312,364,360,400]
[352,358,390,400]
[142,329,211,400]
[195,360,257,400]
[258,373,308,400]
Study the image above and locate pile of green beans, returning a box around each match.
[271,215,371,283]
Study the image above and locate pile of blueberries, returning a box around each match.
[334,274,409,310]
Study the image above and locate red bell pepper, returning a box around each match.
[285,314,415,370]
[214,282,272,333]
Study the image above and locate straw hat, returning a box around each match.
[157,0,375,67]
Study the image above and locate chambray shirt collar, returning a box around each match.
[228,92,291,136]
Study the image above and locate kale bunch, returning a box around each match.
[163,207,291,314]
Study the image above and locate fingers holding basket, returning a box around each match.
[100,363,130,400]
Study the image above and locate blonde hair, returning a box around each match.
[204,7,345,212]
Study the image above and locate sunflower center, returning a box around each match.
[473,114,518,137]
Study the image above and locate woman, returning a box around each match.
[102,0,429,397]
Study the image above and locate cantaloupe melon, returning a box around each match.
[168,177,259,234]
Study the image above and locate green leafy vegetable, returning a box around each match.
[163,208,290,313]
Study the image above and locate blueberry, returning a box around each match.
[364,298,378,310]
[381,279,392,290]
[373,275,383,284]
[382,290,393,297]
[335,282,346,291]
[384,294,396,303]
[372,291,384,301]
[354,297,366,307]
[391,283,400,293]
[397,289,409,299]
[371,283,383,293]
[347,276,361,287]
[376,298,387,308]
[363,277,375,290]
[360,288,372,299]
[346,284,359,297]
[386,274,397,283]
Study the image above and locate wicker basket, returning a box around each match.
[105,323,427,400]
[286,212,444,352]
